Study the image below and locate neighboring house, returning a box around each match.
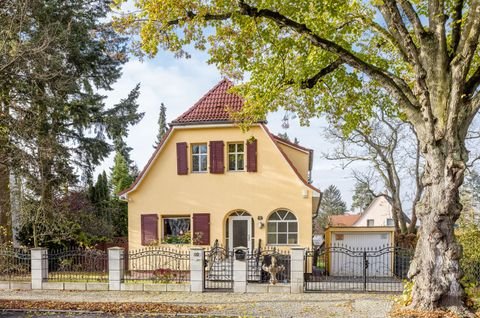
[119,79,322,251]
[329,195,410,228]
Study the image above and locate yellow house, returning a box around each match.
[119,79,322,251]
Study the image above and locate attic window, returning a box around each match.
[367,219,374,227]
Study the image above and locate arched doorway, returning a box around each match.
[226,210,253,251]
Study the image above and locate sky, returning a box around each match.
[98,50,360,208]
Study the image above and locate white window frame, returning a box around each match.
[367,219,375,227]
[267,210,298,245]
[228,142,245,171]
[191,143,208,172]
[386,218,394,226]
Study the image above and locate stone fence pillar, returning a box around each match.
[233,247,247,293]
[108,247,125,291]
[290,247,305,293]
[190,247,205,292]
[31,248,48,290]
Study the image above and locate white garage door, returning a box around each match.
[330,232,393,277]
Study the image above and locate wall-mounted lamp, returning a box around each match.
[302,189,308,198]
[258,221,264,229]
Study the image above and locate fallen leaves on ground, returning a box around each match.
[0,299,209,315]
[390,305,480,318]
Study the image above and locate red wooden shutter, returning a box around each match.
[141,214,158,245]
[247,139,257,172]
[209,141,224,174]
[176,142,188,175]
[192,213,210,245]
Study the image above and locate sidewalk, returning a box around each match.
[0,290,394,317]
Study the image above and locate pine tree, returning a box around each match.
[321,185,347,216]
[351,182,375,212]
[315,185,347,231]
[110,152,133,195]
[154,103,168,148]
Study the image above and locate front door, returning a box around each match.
[229,216,252,251]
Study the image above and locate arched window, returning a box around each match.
[267,210,298,245]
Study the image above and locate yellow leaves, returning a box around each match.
[0,299,210,315]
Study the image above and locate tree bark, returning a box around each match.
[408,141,467,312]
[0,101,12,244]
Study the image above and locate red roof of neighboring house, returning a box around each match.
[171,79,244,124]
[329,214,361,226]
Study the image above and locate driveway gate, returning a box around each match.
[304,245,413,292]
[204,241,234,291]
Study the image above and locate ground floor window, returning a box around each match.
[163,217,191,244]
[267,210,298,245]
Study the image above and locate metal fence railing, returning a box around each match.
[124,247,190,283]
[0,248,31,281]
[247,248,291,284]
[47,248,108,282]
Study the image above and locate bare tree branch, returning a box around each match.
[450,0,464,54]
[397,0,427,42]
[285,59,343,89]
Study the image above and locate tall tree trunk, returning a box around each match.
[408,142,466,311]
[0,164,11,243]
[0,101,12,243]
[10,172,21,247]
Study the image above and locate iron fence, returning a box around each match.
[47,248,108,282]
[0,247,31,281]
[304,245,413,293]
[124,247,190,283]
[204,240,233,291]
[247,248,291,284]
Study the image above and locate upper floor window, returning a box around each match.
[386,218,394,226]
[192,143,207,172]
[228,143,244,171]
[367,219,374,227]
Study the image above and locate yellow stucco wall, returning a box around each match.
[126,124,316,251]
[276,141,310,181]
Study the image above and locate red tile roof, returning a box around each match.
[171,79,244,124]
[329,214,361,227]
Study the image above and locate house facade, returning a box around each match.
[120,79,321,251]
[329,195,410,228]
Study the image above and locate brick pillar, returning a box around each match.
[31,248,48,290]
[290,247,305,294]
[108,247,124,291]
[190,247,204,292]
[233,247,247,293]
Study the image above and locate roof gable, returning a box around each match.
[329,214,362,226]
[171,79,244,125]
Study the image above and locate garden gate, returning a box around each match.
[304,245,413,292]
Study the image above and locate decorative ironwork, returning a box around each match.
[125,247,190,283]
[304,244,413,293]
[204,240,233,291]
[47,248,108,282]
[247,247,291,284]
[0,248,31,281]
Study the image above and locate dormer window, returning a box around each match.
[192,143,208,172]
[228,143,245,171]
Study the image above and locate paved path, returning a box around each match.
[0,290,395,317]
